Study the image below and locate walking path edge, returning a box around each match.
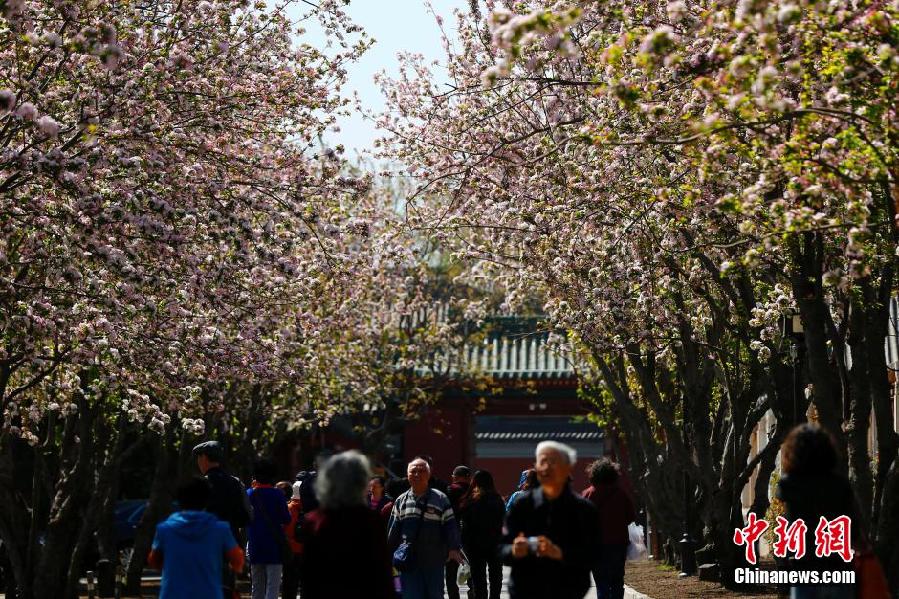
[625,584,654,599]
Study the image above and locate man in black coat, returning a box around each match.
[500,441,601,599]
[193,441,252,599]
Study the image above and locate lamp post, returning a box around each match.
[781,310,805,424]
[679,395,697,577]
[679,473,697,576]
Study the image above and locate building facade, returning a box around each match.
[401,317,614,495]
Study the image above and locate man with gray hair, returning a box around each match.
[500,441,601,599]
[388,457,463,599]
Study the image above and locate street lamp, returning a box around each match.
[679,476,697,576]
[781,309,805,424]
[679,396,696,577]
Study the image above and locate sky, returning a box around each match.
[298,0,471,157]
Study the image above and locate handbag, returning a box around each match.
[251,491,292,565]
[393,490,430,572]
[456,551,471,586]
[853,543,890,599]
[627,523,648,561]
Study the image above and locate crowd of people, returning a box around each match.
[147,439,637,599]
[146,424,865,599]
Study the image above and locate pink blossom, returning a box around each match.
[0,89,16,115]
[36,115,60,138]
[15,101,37,121]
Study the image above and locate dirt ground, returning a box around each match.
[624,560,783,599]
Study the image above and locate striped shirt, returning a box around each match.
[387,487,461,568]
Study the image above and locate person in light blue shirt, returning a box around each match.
[506,469,539,511]
[148,477,244,599]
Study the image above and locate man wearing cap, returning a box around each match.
[446,465,471,599]
[192,440,253,599]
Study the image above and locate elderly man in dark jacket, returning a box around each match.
[500,441,600,599]
[193,441,252,538]
[193,441,253,599]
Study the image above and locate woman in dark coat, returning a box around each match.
[581,458,635,599]
[367,475,391,513]
[459,470,506,599]
[299,451,395,599]
[776,424,859,599]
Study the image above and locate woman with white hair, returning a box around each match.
[299,450,395,599]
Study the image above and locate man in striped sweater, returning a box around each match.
[388,458,464,599]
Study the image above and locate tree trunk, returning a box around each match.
[790,235,844,441]
[867,275,899,533]
[64,415,129,599]
[124,429,176,595]
[594,352,685,547]
[846,292,875,527]
[32,390,97,599]
[0,434,32,598]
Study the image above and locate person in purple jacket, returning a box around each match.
[247,458,291,599]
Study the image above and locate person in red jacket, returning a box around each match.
[581,458,635,599]
[281,481,304,599]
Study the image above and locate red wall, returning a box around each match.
[403,405,472,481]
[403,382,601,499]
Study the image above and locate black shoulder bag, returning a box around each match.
[392,490,430,572]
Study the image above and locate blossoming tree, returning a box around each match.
[0,0,429,596]
[380,0,898,586]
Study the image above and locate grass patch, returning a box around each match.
[656,563,676,572]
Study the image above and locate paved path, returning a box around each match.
[43,569,653,598]
[447,566,650,599]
